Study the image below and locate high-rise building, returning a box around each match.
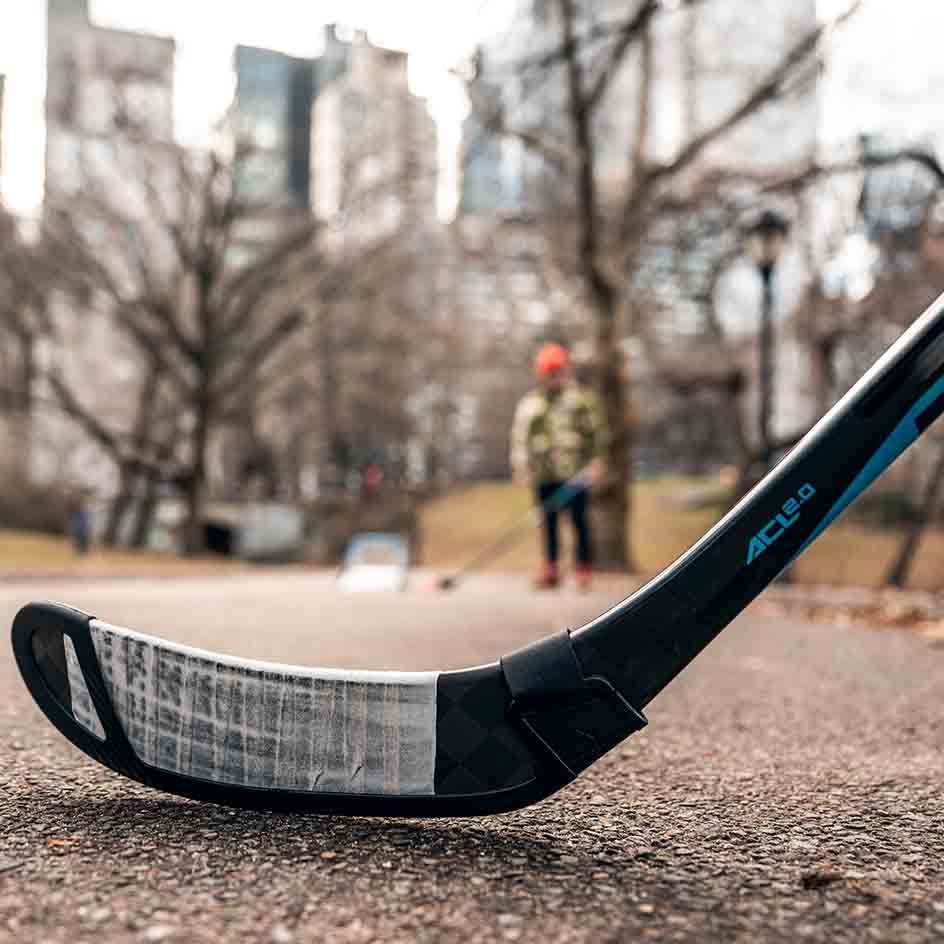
[461,0,819,212]
[231,28,439,494]
[0,74,5,185]
[232,46,316,208]
[45,0,175,197]
[457,52,518,216]
[232,26,354,210]
[683,0,819,177]
[48,0,89,20]
[37,1,176,494]
[311,30,437,231]
[234,24,437,221]
[0,177,31,481]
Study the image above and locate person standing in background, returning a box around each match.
[510,343,608,590]
[69,492,93,556]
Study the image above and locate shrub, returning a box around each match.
[0,474,75,535]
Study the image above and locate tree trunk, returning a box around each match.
[319,308,340,488]
[182,473,205,555]
[182,397,210,555]
[885,440,944,587]
[102,476,133,547]
[591,308,633,571]
[7,329,34,481]
[185,255,217,557]
[132,432,176,549]
[129,471,157,549]
[558,0,632,572]
[811,334,837,420]
[105,365,161,548]
[716,386,754,500]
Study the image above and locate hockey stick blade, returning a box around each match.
[12,291,944,815]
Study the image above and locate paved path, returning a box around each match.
[1,573,942,943]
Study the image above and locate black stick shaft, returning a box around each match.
[573,292,944,709]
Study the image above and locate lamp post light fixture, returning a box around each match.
[746,209,790,472]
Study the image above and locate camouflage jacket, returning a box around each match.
[510,383,609,484]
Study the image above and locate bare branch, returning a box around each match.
[218,221,319,342]
[463,80,572,175]
[629,11,654,187]
[556,0,616,313]
[585,0,660,111]
[213,308,305,406]
[628,2,863,217]
[760,148,944,195]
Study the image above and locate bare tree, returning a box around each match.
[636,140,944,499]
[885,435,944,587]
[39,134,322,551]
[848,147,944,586]
[465,0,861,569]
[434,214,588,480]
[0,210,51,481]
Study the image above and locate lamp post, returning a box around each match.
[746,209,790,472]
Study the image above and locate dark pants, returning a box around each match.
[538,481,592,566]
[71,511,91,556]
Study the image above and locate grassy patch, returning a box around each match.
[0,529,246,578]
[5,481,943,590]
[420,478,724,575]
[791,522,944,590]
[421,480,944,590]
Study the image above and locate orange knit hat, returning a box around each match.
[535,342,570,378]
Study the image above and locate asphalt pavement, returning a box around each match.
[1,572,942,943]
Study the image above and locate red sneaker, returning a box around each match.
[576,564,592,592]
[534,562,560,590]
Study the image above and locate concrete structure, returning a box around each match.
[311,34,439,485]
[233,27,438,226]
[0,209,34,484]
[458,53,525,216]
[232,45,317,208]
[37,0,176,493]
[311,31,437,232]
[0,74,5,185]
[462,0,818,211]
[232,26,354,210]
[45,0,174,197]
[685,0,819,177]
[230,29,440,493]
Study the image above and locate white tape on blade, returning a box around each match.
[85,620,438,796]
[65,634,106,740]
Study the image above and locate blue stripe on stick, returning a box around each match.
[793,373,944,561]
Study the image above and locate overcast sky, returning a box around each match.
[2,0,944,215]
[819,0,944,146]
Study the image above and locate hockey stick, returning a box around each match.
[12,291,944,816]
[435,471,592,590]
